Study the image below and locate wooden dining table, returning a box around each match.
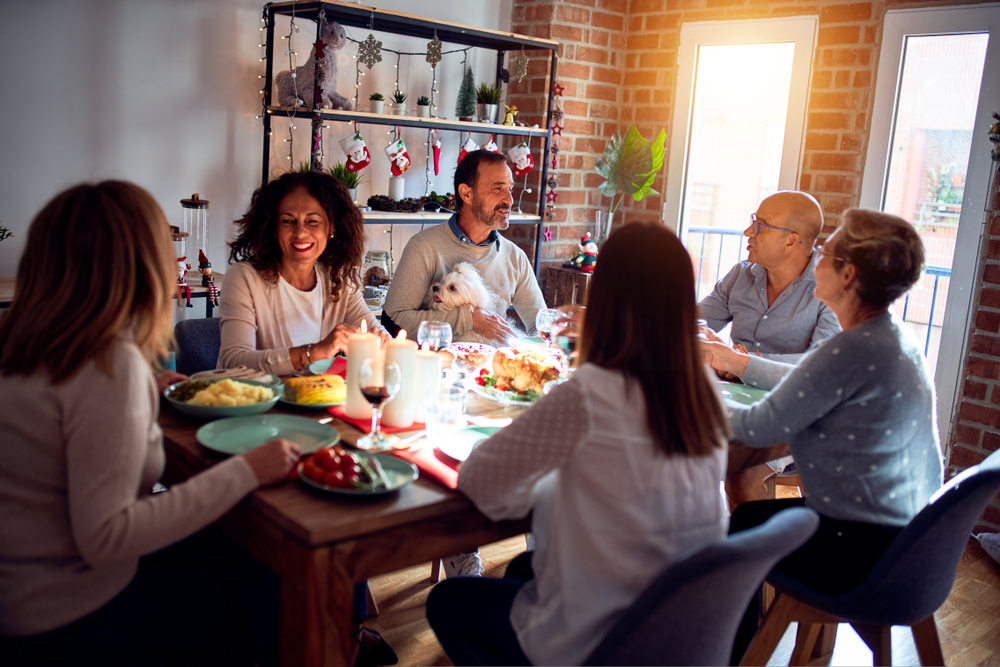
[159,389,532,667]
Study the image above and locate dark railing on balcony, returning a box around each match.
[685,226,951,368]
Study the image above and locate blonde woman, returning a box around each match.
[0,181,299,666]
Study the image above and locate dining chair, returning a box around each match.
[174,317,221,376]
[740,449,1000,667]
[584,507,820,666]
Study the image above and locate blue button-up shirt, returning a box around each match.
[698,255,841,364]
[448,214,501,251]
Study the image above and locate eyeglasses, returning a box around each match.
[750,213,802,243]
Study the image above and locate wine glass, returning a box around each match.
[534,308,560,343]
[551,310,582,373]
[417,321,453,352]
[355,358,402,451]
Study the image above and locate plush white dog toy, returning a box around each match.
[430,262,523,345]
[275,22,352,110]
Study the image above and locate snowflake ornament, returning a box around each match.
[513,51,529,83]
[426,35,443,69]
[358,34,383,70]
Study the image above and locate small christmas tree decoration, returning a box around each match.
[507,140,534,177]
[339,132,371,172]
[458,135,479,164]
[426,34,443,69]
[385,138,411,176]
[456,66,476,119]
[358,34,383,70]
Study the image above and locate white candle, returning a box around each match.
[414,343,442,423]
[388,176,405,201]
[345,320,380,419]
[382,330,417,428]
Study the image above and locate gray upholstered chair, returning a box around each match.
[173,317,221,376]
[741,450,1000,666]
[585,507,820,666]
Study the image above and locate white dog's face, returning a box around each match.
[430,263,493,311]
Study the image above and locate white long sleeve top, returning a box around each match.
[459,363,728,665]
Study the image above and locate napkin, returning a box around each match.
[327,404,426,434]
[392,447,459,489]
[321,356,349,378]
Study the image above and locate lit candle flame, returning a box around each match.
[421,343,429,352]
[396,330,407,340]
[361,320,368,334]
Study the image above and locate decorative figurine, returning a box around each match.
[177,256,193,308]
[579,233,598,274]
[502,104,518,126]
[198,249,219,307]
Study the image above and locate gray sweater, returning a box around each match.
[728,312,943,526]
[382,218,545,341]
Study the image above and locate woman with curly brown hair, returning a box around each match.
[220,171,387,375]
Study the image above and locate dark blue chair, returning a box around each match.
[173,317,221,376]
[584,507,820,666]
[741,450,1000,666]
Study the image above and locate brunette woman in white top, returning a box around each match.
[219,170,387,376]
[0,181,300,665]
[426,223,731,666]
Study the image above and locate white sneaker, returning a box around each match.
[443,550,483,578]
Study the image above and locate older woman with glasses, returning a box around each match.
[702,208,944,659]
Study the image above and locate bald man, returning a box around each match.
[699,191,841,505]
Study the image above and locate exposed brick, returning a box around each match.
[968,356,1000,380]
[834,70,851,87]
[977,309,1000,333]
[986,265,1000,286]
[799,173,812,191]
[840,134,864,152]
[983,431,1000,452]
[639,51,675,68]
[624,70,658,87]
[820,3,873,23]
[965,379,988,401]
[811,90,869,111]
[558,62,592,80]
[971,333,1000,357]
[863,25,877,43]
[989,240,1000,260]
[981,502,1000,526]
[822,47,873,67]
[630,0,666,12]
[627,33,660,50]
[524,5,554,22]
[806,132,838,151]
[818,26,861,46]
[810,152,859,171]
[646,12,680,30]
[706,0,747,7]
[556,4,591,23]
[588,102,619,120]
[813,70,833,89]
[808,112,851,130]
[814,174,858,194]
[853,70,872,88]
[591,29,610,47]
[549,24,584,42]
[990,216,1000,236]
[956,423,982,447]
[591,10,624,30]
[821,195,855,215]
[564,118,597,135]
[981,288,1000,310]
[960,402,1000,429]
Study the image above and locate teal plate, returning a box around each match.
[298,453,418,497]
[719,382,768,405]
[165,379,282,420]
[308,358,335,375]
[197,415,340,455]
[433,426,500,462]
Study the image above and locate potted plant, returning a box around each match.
[475,82,502,123]
[328,162,365,204]
[369,92,384,114]
[416,95,431,118]
[456,67,476,121]
[0,225,12,243]
[594,123,666,246]
[390,90,407,116]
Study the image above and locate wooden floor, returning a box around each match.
[362,535,1000,666]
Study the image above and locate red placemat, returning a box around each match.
[326,404,426,435]
[392,447,459,489]
[321,356,348,378]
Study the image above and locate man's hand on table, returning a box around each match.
[700,340,750,381]
[244,439,301,486]
[472,307,515,341]
[155,370,189,394]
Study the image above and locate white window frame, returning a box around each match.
[664,17,818,233]
[859,4,1000,453]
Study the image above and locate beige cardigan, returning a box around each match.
[218,261,384,376]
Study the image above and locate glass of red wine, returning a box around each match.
[355,358,402,451]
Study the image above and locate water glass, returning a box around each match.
[417,321,453,352]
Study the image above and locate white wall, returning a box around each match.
[0,0,512,285]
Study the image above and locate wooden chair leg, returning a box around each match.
[740,592,797,666]
[911,616,945,666]
[430,559,442,583]
[365,581,379,618]
[762,582,776,615]
[790,622,822,666]
[852,623,891,666]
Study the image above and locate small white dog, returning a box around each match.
[430,263,522,345]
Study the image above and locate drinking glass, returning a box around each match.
[534,308,560,343]
[417,321,453,352]
[355,358,402,451]
[551,313,581,373]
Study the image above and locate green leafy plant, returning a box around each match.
[417,95,430,106]
[0,225,12,242]
[594,123,667,246]
[328,162,364,189]
[475,82,502,105]
[391,90,407,104]
[295,159,312,173]
[369,92,384,101]
[455,67,476,118]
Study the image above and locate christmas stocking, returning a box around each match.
[339,132,371,172]
[384,139,411,176]
[433,131,442,176]
[483,134,500,153]
[457,135,479,164]
[507,140,534,177]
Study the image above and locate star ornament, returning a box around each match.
[358,34,383,70]
[543,227,553,241]
[314,40,326,59]
[551,124,563,137]
[426,35,443,69]
[546,191,558,203]
[551,83,564,96]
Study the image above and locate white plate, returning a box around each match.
[434,426,501,462]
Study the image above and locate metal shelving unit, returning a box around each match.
[260,0,559,267]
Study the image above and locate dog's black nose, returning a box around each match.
[432,285,438,292]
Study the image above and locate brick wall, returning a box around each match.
[950,178,1000,534]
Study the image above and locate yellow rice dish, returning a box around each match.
[187,379,275,406]
[284,375,347,404]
